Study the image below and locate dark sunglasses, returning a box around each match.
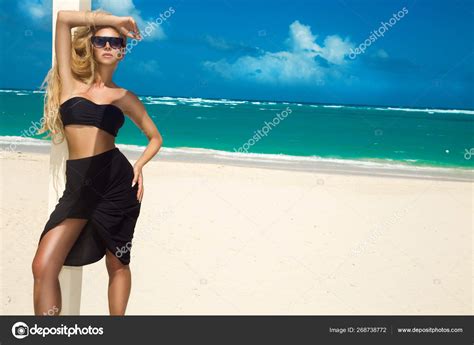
[91,36,125,49]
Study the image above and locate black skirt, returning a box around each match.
[39,147,141,266]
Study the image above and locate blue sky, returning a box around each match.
[1,0,473,109]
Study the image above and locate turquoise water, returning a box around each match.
[0,89,473,169]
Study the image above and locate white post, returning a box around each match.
[51,0,91,315]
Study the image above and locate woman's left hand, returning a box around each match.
[132,164,144,203]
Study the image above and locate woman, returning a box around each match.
[32,9,163,316]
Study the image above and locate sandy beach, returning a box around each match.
[1,143,472,315]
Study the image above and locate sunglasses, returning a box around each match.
[91,36,125,49]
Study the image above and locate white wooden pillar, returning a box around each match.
[51,0,91,315]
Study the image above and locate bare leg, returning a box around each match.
[32,218,88,315]
[105,248,131,315]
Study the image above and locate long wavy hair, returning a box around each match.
[37,9,126,144]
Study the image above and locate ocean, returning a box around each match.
[0,89,473,170]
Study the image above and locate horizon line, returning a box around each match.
[1,87,473,112]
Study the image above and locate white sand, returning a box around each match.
[1,148,472,315]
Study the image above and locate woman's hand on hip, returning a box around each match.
[132,164,144,203]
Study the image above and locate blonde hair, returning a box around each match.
[37,9,126,144]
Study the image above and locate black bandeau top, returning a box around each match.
[60,96,125,137]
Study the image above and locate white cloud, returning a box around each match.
[320,35,353,65]
[204,51,326,84]
[285,20,322,54]
[19,0,51,21]
[97,0,166,41]
[204,20,354,85]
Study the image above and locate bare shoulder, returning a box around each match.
[115,88,161,138]
[121,89,140,103]
[119,89,146,116]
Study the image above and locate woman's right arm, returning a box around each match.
[55,11,140,99]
